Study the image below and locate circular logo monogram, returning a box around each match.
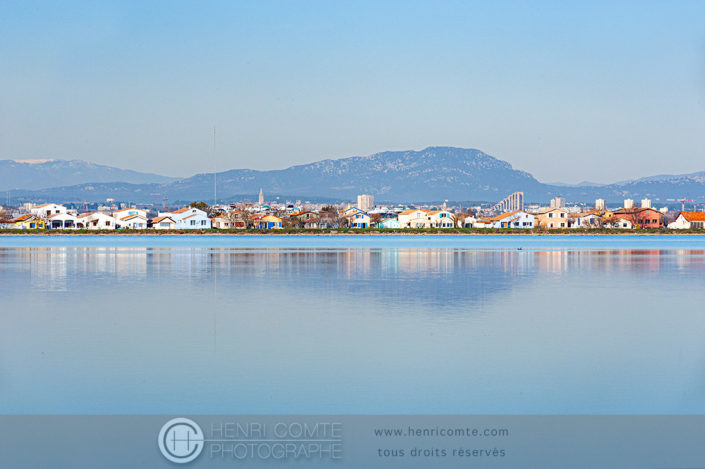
[158,418,204,464]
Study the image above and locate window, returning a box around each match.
[190,220,196,226]
[548,213,554,218]
[201,220,207,225]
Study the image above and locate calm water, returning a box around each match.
[2,235,705,414]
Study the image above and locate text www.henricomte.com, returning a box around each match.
[374,426,510,438]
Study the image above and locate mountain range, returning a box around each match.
[2,147,704,205]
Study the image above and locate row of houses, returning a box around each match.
[3,202,705,231]
[1,204,212,230]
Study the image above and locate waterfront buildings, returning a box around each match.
[535,208,569,229]
[159,207,212,229]
[475,211,535,228]
[668,211,705,229]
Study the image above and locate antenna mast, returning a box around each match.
[213,126,217,208]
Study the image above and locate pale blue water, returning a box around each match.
[2,235,705,414]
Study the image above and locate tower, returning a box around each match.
[258,188,264,205]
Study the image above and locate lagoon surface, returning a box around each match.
[2,235,705,414]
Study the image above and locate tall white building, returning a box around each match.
[258,188,264,205]
[550,197,565,209]
[640,198,651,209]
[595,199,605,211]
[357,194,374,211]
[624,199,634,209]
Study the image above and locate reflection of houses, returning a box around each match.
[535,208,569,229]
[47,212,78,229]
[668,212,705,230]
[475,211,534,229]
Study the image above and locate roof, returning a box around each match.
[479,211,523,222]
[679,211,705,222]
[173,207,191,214]
[11,214,35,222]
[537,207,567,214]
[77,212,94,218]
[120,214,147,221]
[399,209,429,215]
[151,216,174,223]
[33,203,57,209]
[113,207,144,214]
[47,213,76,219]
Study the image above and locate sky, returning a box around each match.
[1,1,704,183]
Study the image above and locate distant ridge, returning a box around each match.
[0,159,177,191]
[4,147,705,204]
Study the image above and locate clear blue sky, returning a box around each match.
[1,1,704,183]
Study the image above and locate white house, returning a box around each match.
[160,207,212,229]
[428,210,455,228]
[31,203,67,218]
[343,207,371,228]
[569,212,602,229]
[77,212,118,230]
[47,212,79,229]
[604,217,633,229]
[475,211,535,229]
[151,215,176,230]
[668,212,705,229]
[398,209,430,228]
[463,215,477,228]
[112,208,148,220]
[377,217,401,229]
[117,214,148,229]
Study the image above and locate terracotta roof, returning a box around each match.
[11,214,34,222]
[399,209,429,215]
[77,212,94,218]
[151,216,173,223]
[173,207,191,214]
[680,211,705,222]
[33,203,53,208]
[47,213,75,219]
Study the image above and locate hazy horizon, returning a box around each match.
[2,1,704,184]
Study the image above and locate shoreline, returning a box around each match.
[1,229,705,237]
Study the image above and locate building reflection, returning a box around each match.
[3,247,704,301]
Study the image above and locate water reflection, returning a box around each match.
[2,247,705,414]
